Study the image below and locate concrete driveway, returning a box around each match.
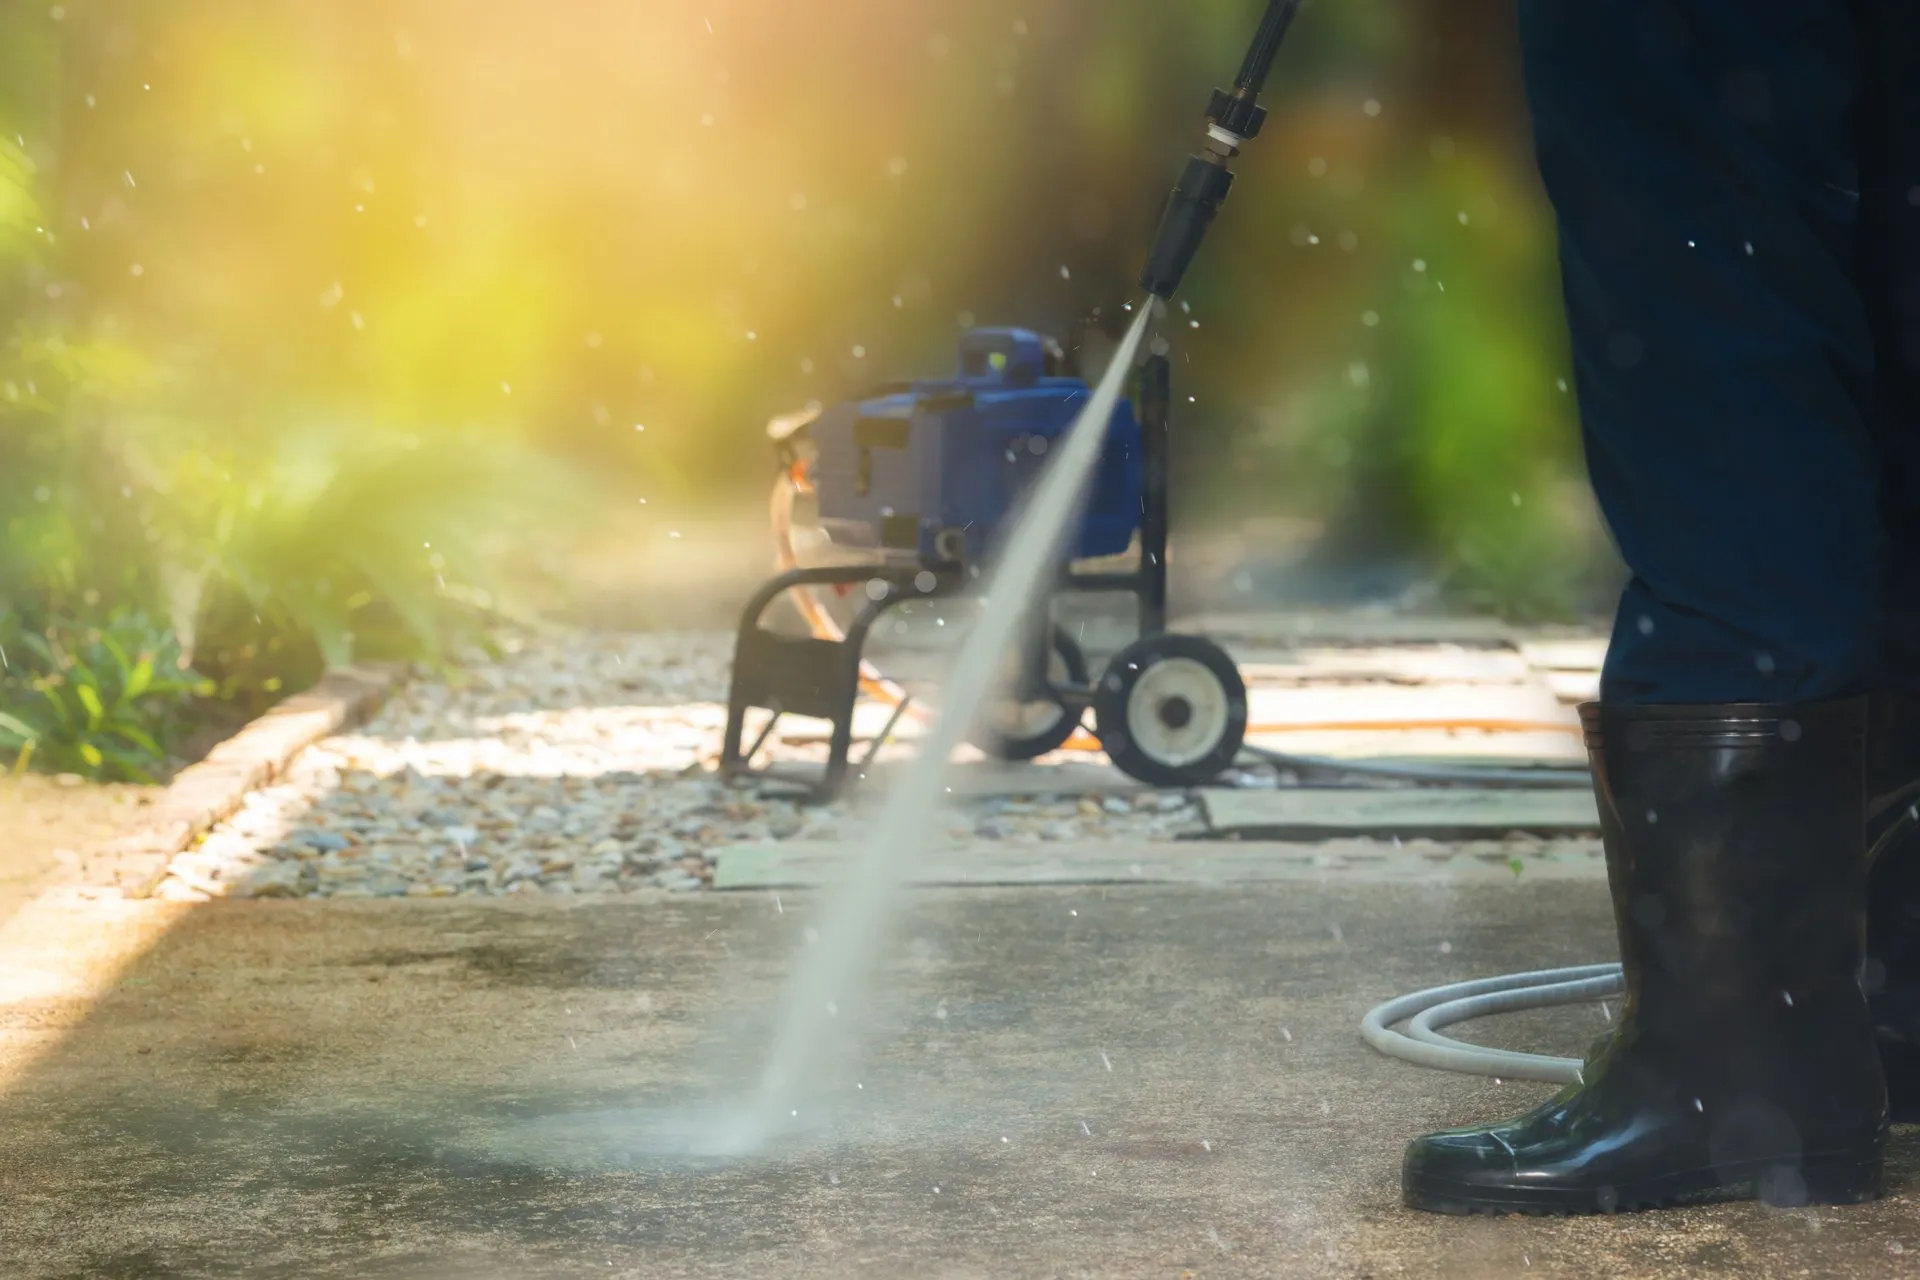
[1,867,1915,1279]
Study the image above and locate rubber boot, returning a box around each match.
[1402,701,1888,1215]
[1866,693,1920,1122]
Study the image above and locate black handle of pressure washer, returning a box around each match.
[1139,0,1304,299]
[1236,0,1304,98]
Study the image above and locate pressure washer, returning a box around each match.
[721,2,1308,803]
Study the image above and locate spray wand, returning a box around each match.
[1140,0,1303,299]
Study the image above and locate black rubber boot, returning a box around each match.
[1866,694,1920,1122]
[1402,701,1888,1215]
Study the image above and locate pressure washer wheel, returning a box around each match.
[970,626,1089,761]
[1094,633,1248,788]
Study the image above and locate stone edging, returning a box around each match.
[82,663,408,898]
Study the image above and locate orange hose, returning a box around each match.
[768,472,1582,754]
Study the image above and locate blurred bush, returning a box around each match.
[1,86,587,779]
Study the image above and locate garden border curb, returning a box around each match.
[82,662,409,899]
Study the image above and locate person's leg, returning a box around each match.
[1539,0,1884,702]
[1849,0,1920,1118]
[1402,0,1889,1214]
[1859,1,1920,681]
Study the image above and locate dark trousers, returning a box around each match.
[1520,0,1920,702]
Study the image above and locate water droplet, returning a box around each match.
[1363,98,1382,117]
[1361,310,1380,327]
[1638,614,1656,636]
[1439,940,1452,954]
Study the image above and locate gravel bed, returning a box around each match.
[153,631,1205,902]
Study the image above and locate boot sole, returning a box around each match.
[1404,1151,1884,1216]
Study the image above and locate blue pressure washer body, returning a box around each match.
[810,327,1144,567]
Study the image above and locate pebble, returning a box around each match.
[153,630,1225,901]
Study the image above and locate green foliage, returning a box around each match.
[154,427,581,686]
[0,109,590,776]
[0,608,211,782]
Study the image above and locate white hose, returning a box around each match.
[1360,963,1625,1083]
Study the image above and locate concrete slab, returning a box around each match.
[1200,788,1601,841]
[1246,727,1590,767]
[1,882,1916,1278]
[860,759,1147,799]
[709,839,1608,890]
[1519,638,1610,672]
[1186,611,1520,647]
[1237,646,1537,687]
[1244,682,1577,732]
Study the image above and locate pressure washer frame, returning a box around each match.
[720,352,1174,802]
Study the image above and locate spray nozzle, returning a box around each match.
[1139,0,1303,300]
